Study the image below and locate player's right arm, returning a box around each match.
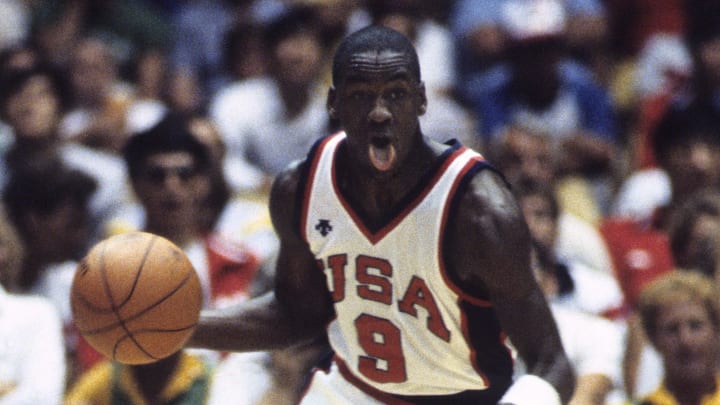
[188,160,335,353]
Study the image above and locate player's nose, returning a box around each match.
[368,99,392,123]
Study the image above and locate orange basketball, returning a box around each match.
[71,231,203,365]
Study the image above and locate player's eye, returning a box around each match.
[349,90,372,101]
[387,89,406,100]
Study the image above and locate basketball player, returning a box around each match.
[190,25,575,404]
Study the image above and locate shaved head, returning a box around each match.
[332,25,420,86]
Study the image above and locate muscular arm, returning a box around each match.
[188,163,334,352]
[446,170,575,402]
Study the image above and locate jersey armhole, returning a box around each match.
[295,134,338,240]
[440,160,507,304]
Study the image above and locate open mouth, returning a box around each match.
[368,136,396,171]
[370,136,391,148]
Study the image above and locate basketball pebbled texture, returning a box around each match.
[71,231,203,365]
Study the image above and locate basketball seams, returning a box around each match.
[91,234,196,362]
[113,329,160,362]
[72,293,116,315]
[123,324,199,335]
[119,271,197,329]
[111,271,197,362]
[72,232,202,364]
[77,271,197,335]
[71,237,154,316]
[115,235,158,309]
[111,321,200,362]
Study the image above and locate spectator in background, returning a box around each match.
[0,64,129,236]
[0,44,40,75]
[450,0,608,95]
[65,350,214,405]
[292,0,370,86]
[615,6,720,213]
[2,163,97,384]
[297,0,367,50]
[514,178,624,318]
[666,190,720,278]
[119,112,273,310]
[602,102,720,322]
[220,21,268,85]
[102,111,277,372]
[465,0,617,147]
[615,8,720,220]
[635,271,720,405]
[0,0,30,52]
[61,34,179,152]
[603,0,688,129]
[182,116,279,269]
[209,5,329,193]
[2,164,96,298]
[27,0,86,68]
[491,125,615,280]
[0,205,23,292]
[615,100,720,223]
[623,189,720,399]
[170,0,239,96]
[59,36,135,153]
[29,0,172,69]
[170,0,293,98]
[463,0,619,220]
[684,2,720,113]
[531,240,625,405]
[605,0,685,68]
[0,207,66,405]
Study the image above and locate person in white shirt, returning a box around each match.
[209,6,330,193]
[0,286,66,405]
[531,240,626,405]
[0,208,66,405]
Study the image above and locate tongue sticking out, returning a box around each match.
[369,143,397,171]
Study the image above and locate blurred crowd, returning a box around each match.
[1,0,720,404]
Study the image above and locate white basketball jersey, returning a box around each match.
[300,133,514,398]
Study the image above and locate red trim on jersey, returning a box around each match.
[331,145,469,245]
[437,156,495,384]
[437,157,493,308]
[500,331,515,366]
[334,355,415,405]
[301,134,342,243]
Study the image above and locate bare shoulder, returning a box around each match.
[268,159,306,240]
[445,168,532,296]
[267,158,334,323]
[460,168,522,222]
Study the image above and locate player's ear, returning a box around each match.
[327,86,337,119]
[417,82,427,116]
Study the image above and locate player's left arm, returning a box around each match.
[446,169,575,404]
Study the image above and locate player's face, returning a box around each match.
[329,49,426,175]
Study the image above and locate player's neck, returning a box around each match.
[338,139,438,227]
